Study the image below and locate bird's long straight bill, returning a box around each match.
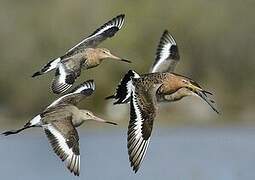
[195,91,220,114]
[93,116,118,125]
[109,53,131,63]
[120,59,132,63]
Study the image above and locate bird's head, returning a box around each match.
[97,48,131,63]
[179,78,203,93]
[80,110,118,125]
[80,110,96,120]
[176,76,219,114]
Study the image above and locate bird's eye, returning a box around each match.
[182,79,188,84]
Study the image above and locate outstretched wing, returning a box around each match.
[127,80,158,172]
[51,55,87,94]
[105,70,140,104]
[51,63,78,94]
[64,14,125,57]
[48,80,95,109]
[44,116,80,176]
[150,30,180,73]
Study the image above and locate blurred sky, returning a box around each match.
[0,0,255,127]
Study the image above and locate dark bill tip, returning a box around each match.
[121,59,132,63]
[105,121,118,125]
[196,91,220,114]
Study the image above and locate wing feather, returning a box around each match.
[127,81,157,172]
[48,80,95,109]
[44,118,80,176]
[151,30,180,73]
[65,14,125,57]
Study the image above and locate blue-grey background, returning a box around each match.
[2,127,255,180]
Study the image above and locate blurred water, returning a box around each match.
[1,127,255,180]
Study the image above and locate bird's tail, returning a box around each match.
[105,70,140,105]
[32,57,61,77]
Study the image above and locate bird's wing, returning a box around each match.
[48,80,95,109]
[105,70,140,104]
[51,60,84,94]
[127,80,158,172]
[150,30,180,73]
[44,116,80,176]
[64,14,125,57]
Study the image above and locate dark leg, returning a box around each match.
[2,125,35,136]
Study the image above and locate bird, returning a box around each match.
[105,30,219,172]
[106,30,218,113]
[109,70,218,172]
[2,80,117,176]
[32,14,131,94]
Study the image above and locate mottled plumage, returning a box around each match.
[128,77,160,172]
[107,69,219,172]
[107,30,218,111]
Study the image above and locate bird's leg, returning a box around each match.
[2,124,35,136]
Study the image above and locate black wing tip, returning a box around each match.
[72,168,80,176]
[52,87,63,94]
[52,90,61,94]
[107,69,137,105]
[162,29,170,39]
[68,164,80,176]
[51,77,73,94]
[133,167,139,173]
[162,29,172,37]
[116,14,125,19]
[130,163,140,173]
[73,173,79,176]
[161,29,177,44]
[85,79,94,84]
[79,79,94,87]
[70,79,95,93]
[118,14,125,17]
[163,29,169,35]
[32,71,41,77]
[80,79,95,90]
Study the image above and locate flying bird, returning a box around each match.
[32,14,130,94]
[110,70,218,172]
[105,30,219,172]
[2,80,117,176]
[106,30,218,112]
